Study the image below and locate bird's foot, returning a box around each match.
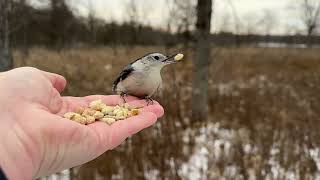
[144,97,154,106]
[120,92,128,103]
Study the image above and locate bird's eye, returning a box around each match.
[153,56,160,60]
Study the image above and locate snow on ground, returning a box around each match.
[45,122,320,180]
[178,122,320,180]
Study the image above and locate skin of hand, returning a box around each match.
[0,67,164,180]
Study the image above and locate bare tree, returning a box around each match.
[300,0,320,36]
[87,0,98,44]
[217,11,231,33]
[125,0,139,26]
[122,0,152,50]
[192,0,213,122]
[226,0,241,46]
[241,12,259,35]
[123,0,146,46]
[300,0,320,46]
[49,0,75,49]
[173,0,196,32]
[256,9,277,44]
[124,0,152,26]
[258,9,277,36]
[15,0,30,59]
[171,0,197,48]
[0,0,13,72]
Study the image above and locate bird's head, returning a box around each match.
[137,52,182,68]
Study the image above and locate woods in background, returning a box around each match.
[0,0,319,51]
[2,0,320,179]
[6,0,178,50]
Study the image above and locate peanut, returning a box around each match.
[101,117,116,125]
[84,115,96,124]
[64,112,78,120]
[101,106,114,115]
[72,114,87,125]
[89,100,105,111]
[93,111,104,119]
[113,108,122,115]
[123,108,129,117]
[122,103,131,109]
[82,108,96,116]
[174,53,184,61]
[131,109,140,116]
[63,99,143,125]
[127,111,133,117]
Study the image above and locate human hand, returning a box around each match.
[0,67,164,180]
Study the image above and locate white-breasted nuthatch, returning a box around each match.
[112,52,183,104]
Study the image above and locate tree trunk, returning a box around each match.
[0,0,13,72]
[21,0,30,59]
[192,0,212,122]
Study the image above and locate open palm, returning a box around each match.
[0,67,164,180]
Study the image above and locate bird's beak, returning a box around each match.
[162,54,179,64]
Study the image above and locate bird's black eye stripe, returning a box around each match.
[154,56,159,60]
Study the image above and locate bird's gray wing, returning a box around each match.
[112,64,134,92]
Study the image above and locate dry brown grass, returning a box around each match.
[14,46,320,179]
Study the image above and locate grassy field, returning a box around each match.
[14,46,320,179]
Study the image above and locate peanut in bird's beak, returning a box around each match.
[174,53,184,61]
[162,53,184,64]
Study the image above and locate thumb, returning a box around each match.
[41,71,67,93]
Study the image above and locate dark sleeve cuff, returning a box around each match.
[0,168,7,180]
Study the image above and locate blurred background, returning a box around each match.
[1,0,320,179]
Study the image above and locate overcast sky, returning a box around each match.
[31,0,310,35]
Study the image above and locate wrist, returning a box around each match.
[0,72,14,106]
[0,117,37,180]
[0,73,23,115]
[0,103,38,179]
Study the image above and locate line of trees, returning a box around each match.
[5,0,178,50]
[1,0,320,72]
[2,0,320,51]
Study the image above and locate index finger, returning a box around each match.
[87,111,159,151]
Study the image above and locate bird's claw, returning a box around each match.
[120,92,128,103]
[144,97,154,106]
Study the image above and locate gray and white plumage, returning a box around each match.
[112,52,176,98]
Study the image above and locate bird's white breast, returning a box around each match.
[117,67,162,98]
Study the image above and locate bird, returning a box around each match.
[112,52,184,104]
